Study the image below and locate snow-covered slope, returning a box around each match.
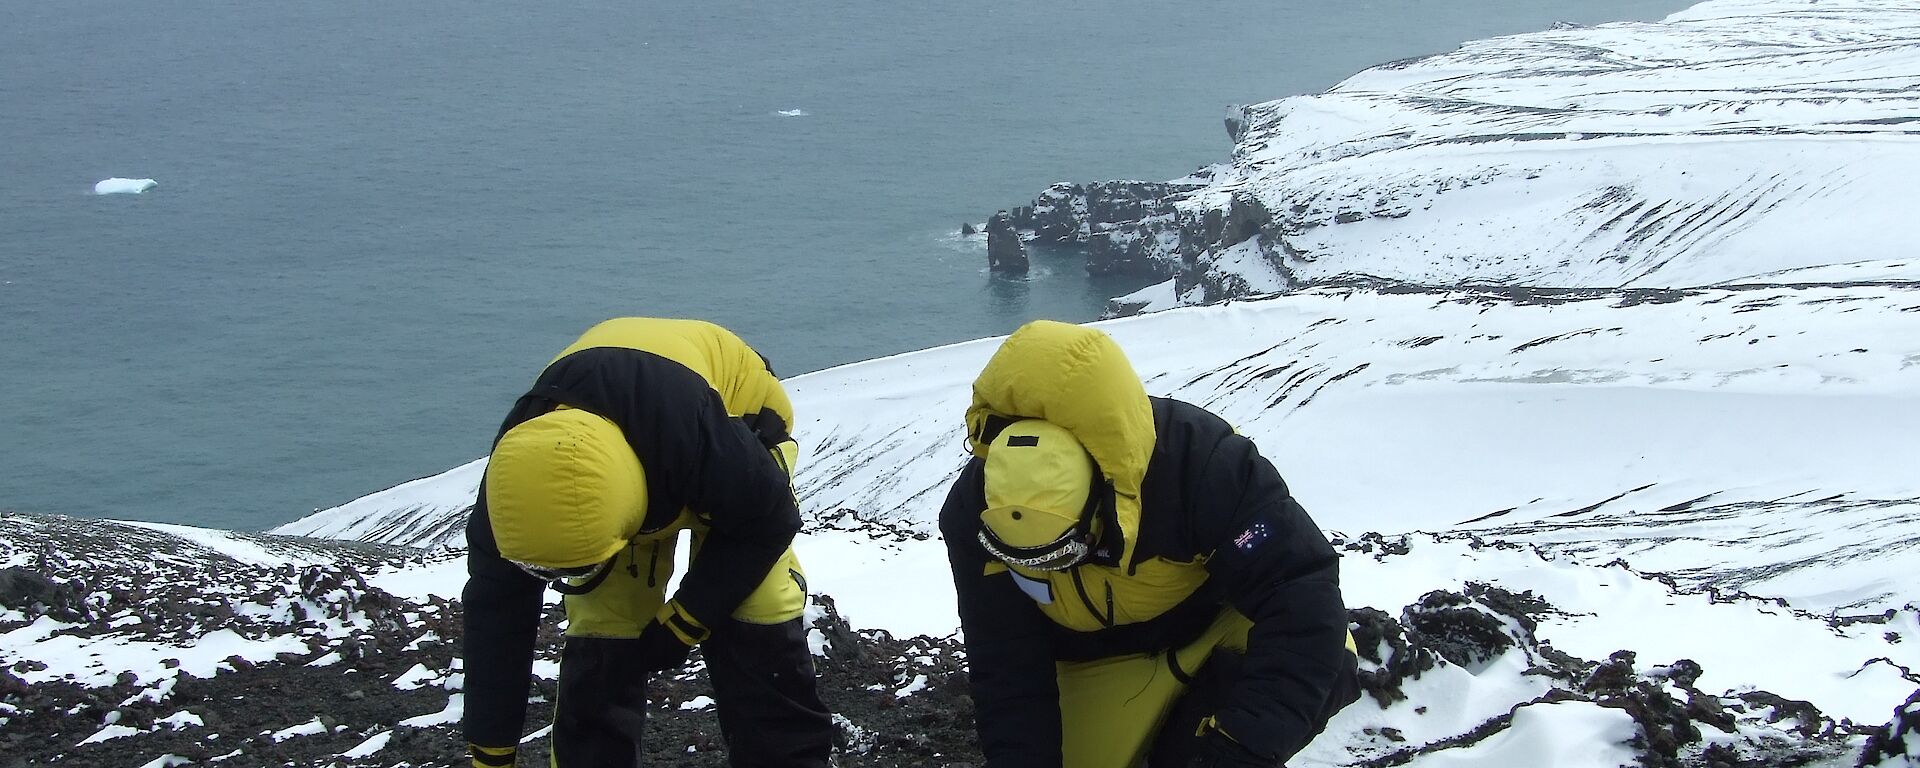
[1015,0,1920,309]
[273,459,483,549]
[250,276,1920,763]
[282,279,1920,615]
[23,0,1913,764]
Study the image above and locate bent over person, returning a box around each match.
[462,318,833,768]
[941,320,1361,768]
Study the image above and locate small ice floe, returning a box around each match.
[94,178,157,195]
[774,109,809,117]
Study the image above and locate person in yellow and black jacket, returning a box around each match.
[461,318,833,768]
[940,320,1361,768]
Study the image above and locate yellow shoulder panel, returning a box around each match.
[550,318,790,423]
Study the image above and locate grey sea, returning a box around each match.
[2,0,1683,531]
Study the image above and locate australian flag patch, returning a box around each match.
[1233,521,1272,551]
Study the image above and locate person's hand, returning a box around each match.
[1199,729,1277,768]
[634,619,696,675]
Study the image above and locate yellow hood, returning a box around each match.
[967,321,1155,558]
[485,408,648,568]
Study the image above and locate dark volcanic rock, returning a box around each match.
[1004,180,1208,280]
[990,175,1310,315]
[1403,590,1518,670]
[1583,651,1700,768]
[985,211,1027,275]
[1857,688,1920,767]
[0,566,89,622]
[1348,607,1436,707]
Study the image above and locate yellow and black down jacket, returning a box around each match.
[462,318,799,749]
[940,320,1351,766]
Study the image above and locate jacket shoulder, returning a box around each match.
[1133,398,1259,561]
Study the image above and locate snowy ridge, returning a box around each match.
[271,459,483,550]
[1021,0,1920,307]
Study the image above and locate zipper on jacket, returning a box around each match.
[1070,569,1115,628]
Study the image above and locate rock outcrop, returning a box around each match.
[984,211,1026,275]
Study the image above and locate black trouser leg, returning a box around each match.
[1147,648,1247,768]
[1145,649,1363,768]
[554,636,650,768]
[703,617,835,768]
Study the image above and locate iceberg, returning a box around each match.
[93,177,157,195]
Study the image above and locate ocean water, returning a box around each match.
[1,0,1685,531]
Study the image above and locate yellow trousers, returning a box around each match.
[562,519,808,638]
[1057,609,1253,768]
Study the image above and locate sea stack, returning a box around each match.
[986,211,1028,275]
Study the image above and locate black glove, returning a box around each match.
[634,619,695,675]
[1199,729,1277,768]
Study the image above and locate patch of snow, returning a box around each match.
[78,724,142,745]
[268,717,326,742]
[1412,701,1637,767]
[155,710,204,729]
[894,674,928,698]
[2,624,308,692]
[1110,278,1179,315]
[340,729,392,758]
[400,693,463,727]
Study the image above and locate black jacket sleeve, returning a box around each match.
[1189,431,1350,762]
[940,460,1062,768]
[460,480,548,749]
[671,388,801,628]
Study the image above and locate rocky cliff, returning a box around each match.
[991,0,1920,316]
